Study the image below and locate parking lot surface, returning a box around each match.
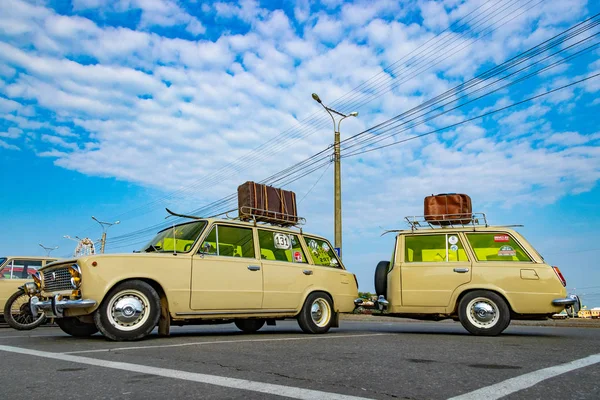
[1,319,599,399]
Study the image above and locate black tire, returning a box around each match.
[234,319,265,333]
[3,289,47,331]
[458,291,511,336]
[374,261,390,297]
[93,280,161,341]
[56,317,99,337]
[297,292,334,334]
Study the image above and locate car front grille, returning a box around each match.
[42,265,72,292]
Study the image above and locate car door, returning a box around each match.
[401,233,472,307]
[190,224,263,310]
[258,229,313,310]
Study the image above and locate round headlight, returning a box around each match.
[70,276,81,289]
[69,264,81,278]
[32,272,43,288]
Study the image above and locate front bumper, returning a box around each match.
[31,295,97,318]
[552,297,577,307]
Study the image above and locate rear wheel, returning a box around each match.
[3,289,46,330]
[56,317,98,337]
[297,292,334,334]
[234,319,265,333]
[458,291,511,336]
[94,280,161,341]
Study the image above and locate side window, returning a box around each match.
[305,237,342,269]
[200,225,255,258]
[466,233,531,262]
[405,234,468,263]
[258,230,307,264]
[8,260,43,279]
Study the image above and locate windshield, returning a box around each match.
[0,258,6,268]
[142,221,207,253]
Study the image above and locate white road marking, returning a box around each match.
[63,332,391,354]
[449,353,600,400]
[0,344,373,400]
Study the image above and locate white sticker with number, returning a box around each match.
[273,233,292,250]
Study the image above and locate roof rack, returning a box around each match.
[405,213,488,231]
[237,206,306,228]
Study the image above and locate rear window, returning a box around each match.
[466,233,531,262]
[304,236,342,269]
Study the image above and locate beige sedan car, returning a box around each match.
[30,218,359,341]
[1,256,58,311]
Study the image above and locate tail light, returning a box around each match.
[353,274,359,289]
[553,266,566,287]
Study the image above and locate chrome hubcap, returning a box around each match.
[107,290,149,331]
[310,298,331,327]
[467,297,499,329]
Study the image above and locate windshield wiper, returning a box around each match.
[144,244,161,253]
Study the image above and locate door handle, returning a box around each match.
[453,268,469,273]
[247,265,261,271]
[303,270,313,275]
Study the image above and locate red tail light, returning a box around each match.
[353,274,359,289]
[553,266,566,287]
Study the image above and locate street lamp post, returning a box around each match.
[91,216,120,254]
[38,243,59,257]
[312,93,358,259]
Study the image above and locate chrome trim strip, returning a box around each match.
[175,309,296,316]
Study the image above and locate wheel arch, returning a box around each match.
[299,288,335,314]
[452,288,515,316]
[102,277,170,319]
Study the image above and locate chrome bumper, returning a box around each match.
[31,295,97,318]
[552,297,577,307]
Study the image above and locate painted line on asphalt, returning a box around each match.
[448,353,600,400]
[63,333,392,354]
[0,344,373,400]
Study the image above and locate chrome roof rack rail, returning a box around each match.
[404,213,488,231]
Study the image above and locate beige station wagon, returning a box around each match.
[29,218,359,341]
[367,214,576,336]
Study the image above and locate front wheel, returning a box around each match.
[3,289,46,330]
[94,280,161,341]
[297,292,334,334]
[56,317,99,337]
[458,291,511,336]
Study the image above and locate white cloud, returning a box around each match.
[0,139,20,150]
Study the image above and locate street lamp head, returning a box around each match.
[115,221,120,225]
[311,93,322,104]
[349,111,359,117]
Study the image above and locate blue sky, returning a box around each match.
[1,0,599,305]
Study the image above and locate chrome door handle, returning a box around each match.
[453,268,469,273]
[247,265,261,271]
[303,270,313,275]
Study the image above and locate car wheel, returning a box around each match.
[297,292,334,334]
[56,317,99,337]
[3,290,47,331]
[93,280,161,341]
[374,261,390,297]
[458,291,511,336]
[234,319,265,333]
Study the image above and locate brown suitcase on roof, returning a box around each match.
[424,193,472,225]
[237,181,298,225]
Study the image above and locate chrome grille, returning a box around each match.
[42,266,72,292]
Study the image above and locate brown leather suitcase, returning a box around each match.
[237,182,298,225]
[424,193,472,225]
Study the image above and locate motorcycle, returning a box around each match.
[3,283,46,330]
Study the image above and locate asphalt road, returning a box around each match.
[0,319,598,400]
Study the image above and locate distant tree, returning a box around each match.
[358,291,374,299]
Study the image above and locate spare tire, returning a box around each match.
[374,261,390,297]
